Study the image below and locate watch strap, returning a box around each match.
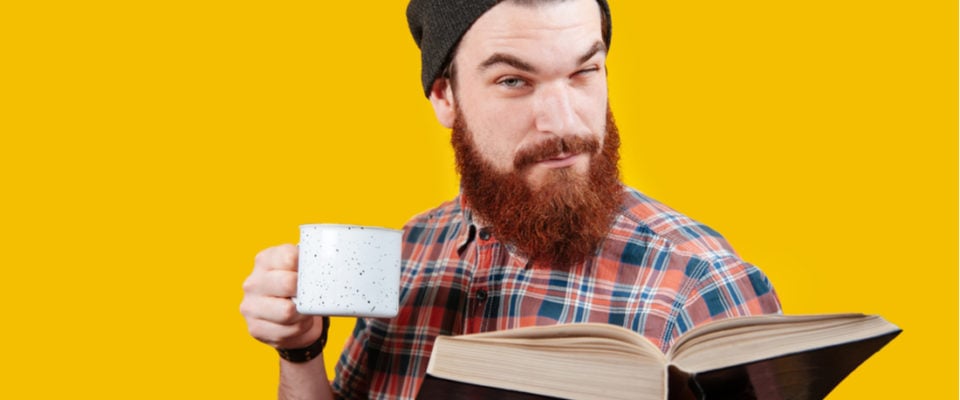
[277,316,330,363]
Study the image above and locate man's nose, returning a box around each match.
[533,83,582,135]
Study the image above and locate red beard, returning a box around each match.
[451,108,624,268]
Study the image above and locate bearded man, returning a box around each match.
[240,1,782,399]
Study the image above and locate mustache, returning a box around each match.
[513,135,601,170]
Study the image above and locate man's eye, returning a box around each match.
[497,77,526,88]
[576,67,600,76]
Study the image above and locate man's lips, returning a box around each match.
[535,152,584,169]
[513,135,601,170]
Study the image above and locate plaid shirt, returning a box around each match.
[332,186,781,399]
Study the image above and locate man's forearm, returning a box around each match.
[278,356,335,400]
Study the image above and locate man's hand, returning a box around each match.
[241,244,326,349]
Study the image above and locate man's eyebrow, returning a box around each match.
[477,41,607,74]
[578,41,607,65]
[478,53,537,73]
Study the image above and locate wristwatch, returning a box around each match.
[277,316,330,363]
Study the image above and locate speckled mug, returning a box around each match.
[295,224,401,318]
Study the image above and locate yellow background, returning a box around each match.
[1,1,955,398]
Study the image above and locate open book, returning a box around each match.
[416,314,900,400]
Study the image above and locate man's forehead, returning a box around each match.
[454,0,605,74]
[463,2,603,53]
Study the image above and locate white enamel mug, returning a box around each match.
[295,224,401,318]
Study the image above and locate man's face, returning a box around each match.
[448,0,609,189]
[437,0,620,267]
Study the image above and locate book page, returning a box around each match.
[667,314,900,373]
[458,322,664,355]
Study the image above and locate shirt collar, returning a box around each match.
[453,194,478,253]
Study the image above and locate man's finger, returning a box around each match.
[253,244,298,272]
[245,316,314,348]
[260,269,298,297]
[242,268,297,297]
[241,294,306,325]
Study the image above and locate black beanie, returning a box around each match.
[406,0,612,98]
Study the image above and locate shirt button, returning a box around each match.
[478,229,491,240]
[476,289,488,302]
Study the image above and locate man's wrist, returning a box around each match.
[277,316,330,363]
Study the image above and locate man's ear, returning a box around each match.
[428,78,456,128]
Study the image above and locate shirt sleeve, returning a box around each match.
[668,256,782,348]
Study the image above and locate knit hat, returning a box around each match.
[406,0,612,98]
